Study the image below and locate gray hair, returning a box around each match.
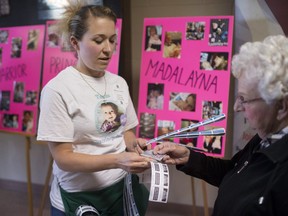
[232,35,288,104]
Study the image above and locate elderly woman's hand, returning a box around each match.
[153,142,190,165]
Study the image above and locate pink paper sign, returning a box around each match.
[41,19,122,87]
[0,25,45,135]
[137,16,234,158]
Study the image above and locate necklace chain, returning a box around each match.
[79,72,107,97]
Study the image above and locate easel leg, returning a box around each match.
[26,136,34,216]
[191,177,197,215]
[38,155,53,216]
[201,180,209,216]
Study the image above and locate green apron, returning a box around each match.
[59,174,149,216]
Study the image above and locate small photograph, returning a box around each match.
[186,21,205,40]
[47,23,60,47]
[155,173,160,185]
[162,188,168,202]
[0,48,3,66]
[99,101,125,133]
[13,81,25,103]
[0,30,9,43]
[22,110,34,132]
[154,163,160,171]
[27,29,40,50]
[163,164,168,173]
[209,18,229,46]
[203,125,223,154]
[147,83,164,110]
[2,114,19,128]
[169,92,196,112]
[153,187,160,201]
[145,25,162,51]
[157,120,175,142]
[0,91,11,111]
[163,174,169,187]
[139,112,156,139]
[202,100,223,120]
[200,52,228,71]
[25,91,38,105]
[163,31,182,58]
[47,32,60,47]
[11,37,22,58]
[179,119,199,147]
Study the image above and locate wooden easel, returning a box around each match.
[191,177,209,216]
[25,137,52,216]
[25,136,34,216]
[201,180,209,216]
[37,154,53,216]
[191,177,197,215]
[30,140,53,216]
[1,132,35,216]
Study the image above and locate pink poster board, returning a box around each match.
[0,25,45,135]
[137,16,234,158]
[42,19,122,87]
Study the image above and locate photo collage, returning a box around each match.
[0,25,45,135]
[137,17,234,157]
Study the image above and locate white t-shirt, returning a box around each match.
[37,66,138,211]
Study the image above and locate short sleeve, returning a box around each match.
[37,86,74,142]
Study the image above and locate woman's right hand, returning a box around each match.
[117,152,151,173]
[153,142,190,165]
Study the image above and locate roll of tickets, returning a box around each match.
[148,161,170,203]
[123,174,140,216]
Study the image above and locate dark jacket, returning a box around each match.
[177,134,288,216]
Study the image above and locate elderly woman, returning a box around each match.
[153,35,288,216]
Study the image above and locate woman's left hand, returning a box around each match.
[126,138,151,154]
[124,130,151,154]
[134,138,152,154]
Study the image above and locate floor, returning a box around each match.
[0,179,210,216]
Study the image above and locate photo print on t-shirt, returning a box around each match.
[95,99,127,135]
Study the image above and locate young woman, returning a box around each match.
[37,2,150,215]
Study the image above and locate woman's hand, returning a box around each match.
[124,130,151,154]
[117,152,151,173]
[153,142,190,165]
[133,138,151,154]
[125,137,151,154]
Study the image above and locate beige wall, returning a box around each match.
[130,0,234,208]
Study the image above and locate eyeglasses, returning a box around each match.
[235,95,264,107]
